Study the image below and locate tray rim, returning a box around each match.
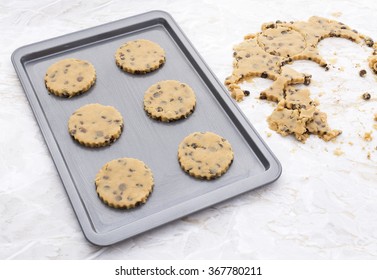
[11,10,282,246]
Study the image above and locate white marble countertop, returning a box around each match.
[1,0,377,259]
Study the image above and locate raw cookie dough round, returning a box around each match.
[257,26,307,57]
[68,103,123,147]
[178,132,234,180]
[95,158,154,209]
[144,80,196,122]
[44,58,96,98]
[115,39,166,74]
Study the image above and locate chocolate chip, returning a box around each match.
[103,175,109,180]
[79,127,87,133]
[136,183,143,188]
[153,91,161,98]
[129,168,135,172]
[191,143,198,149]
[261,72,268,79]
[359,69,367,77]
[115,195,122,201]
[304,75,311,85]
[156,107,163,112]
[118,183,127,191]
[208,147,217,152]
[362,92,371,100]
[243,90,250,96]
[70,129,76,135]
[96,131,104,137]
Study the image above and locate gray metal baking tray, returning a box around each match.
[12,10,281,246]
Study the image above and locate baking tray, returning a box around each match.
[11,10,281,246]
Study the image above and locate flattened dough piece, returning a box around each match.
[267,107,309,142]
[45,58,96,98]
[68,103,123,147]
[144,80,196,122]
[260,67,311,102]
[178,132,234,180]
[115,39,166,74]
[267,88,341,142]
[95,158,154,209]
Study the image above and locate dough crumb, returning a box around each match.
[374,113,377,121]
[331,12,342,18]
[367,152,371,160]
[348,141,354,146]
[363,131,373,141]
[334,147,344,156]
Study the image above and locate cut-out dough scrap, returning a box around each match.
[225,16,375,142]
[226,16,374,102]
[368,42,377,74]
[268,87,342,143]
[260,66,311,102]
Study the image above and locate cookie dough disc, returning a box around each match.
[258,26,307,57]
[95,158,154,209]
[44,58,96,98]
[178,132,234,180]
[68,103,123,147]
[144,80,196,122]
[115,39,166,74]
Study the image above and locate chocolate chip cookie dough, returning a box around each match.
[68,103,123,147]
[45,58,96,98]
[95,158,154,209]
[267,87,341,142]
[115,39,166,74]
[225,16,376,142]
[178,132,234,180]
[144,80,196,122]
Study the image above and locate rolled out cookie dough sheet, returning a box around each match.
[225,16,376,142]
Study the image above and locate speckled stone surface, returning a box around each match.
[1,0,377,259]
